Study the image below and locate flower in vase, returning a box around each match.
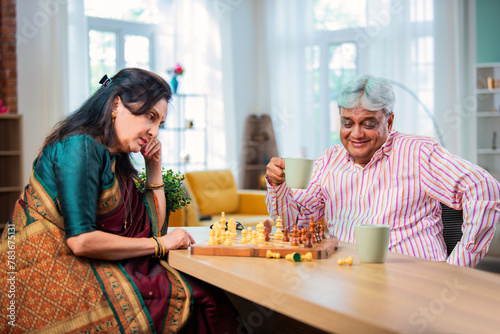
[167,63,184,77]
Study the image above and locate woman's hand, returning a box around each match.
[266,157,286,186]
[142,138,162,166]
[161,228,196,250]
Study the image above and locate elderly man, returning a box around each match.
[265,74,500,267]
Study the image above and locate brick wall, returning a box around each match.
[0,0,17,114]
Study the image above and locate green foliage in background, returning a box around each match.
[135,167,191,212]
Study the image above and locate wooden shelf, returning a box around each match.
[477,149,500,155]
[477,111,500,117]
[0,114,22,233]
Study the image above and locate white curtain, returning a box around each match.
[433,0,474,159]
[264,0,315,159]
[166,0,227,170]
[17,0,74,183]
[262,0,473,159]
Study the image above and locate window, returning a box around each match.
[85,0,158,92]
[306,0,435,155]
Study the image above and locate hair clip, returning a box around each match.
[99,75,112,87]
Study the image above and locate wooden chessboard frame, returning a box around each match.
[190,237,339,259]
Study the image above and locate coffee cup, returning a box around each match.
[284,157,314,189]
[355,224,390,263]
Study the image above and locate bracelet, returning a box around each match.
[152,236,166,258]
[157,237,167,257]
[145,183,164,190]
[151,237,159,258]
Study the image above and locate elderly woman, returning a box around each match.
[0,68,238,333]
[265,74,500,268]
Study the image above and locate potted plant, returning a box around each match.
[135,167,191,213]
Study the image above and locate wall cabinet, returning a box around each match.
[474,63,500,181]
[0,114,22,232]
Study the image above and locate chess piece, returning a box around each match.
[320,224,326,240]
[264,219,273,235]
[274,217,283,240]
[266,250,274,259]
[220,212,226,231]
[264,230,270,242]
[282,229,289,242]
[223,230,232,245]
[285,252,301,262]
[240,229,248,244]
[303,252,313,261]
[213,220,221,240]
[257,222,266,243]
[290,225,299,246]
[309,218,317,244]
[228,217,237,238]
[208,229,217,245]
[304,231,313,248]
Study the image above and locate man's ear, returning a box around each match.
[387,113,394,131]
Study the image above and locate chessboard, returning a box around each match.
[190,215,338,259]
[190,236,338,259]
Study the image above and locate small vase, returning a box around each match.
[171,76,179,94]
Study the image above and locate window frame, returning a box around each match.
[86,16,157,80]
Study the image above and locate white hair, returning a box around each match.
[337,75,395,117]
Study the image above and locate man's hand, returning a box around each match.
[266,157,286,187]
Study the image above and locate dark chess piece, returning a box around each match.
[304,232,313,248]
[290,225,299,246]
[282,229,289,242]
[320,224,326,239]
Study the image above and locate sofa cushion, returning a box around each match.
[185,170,239,216]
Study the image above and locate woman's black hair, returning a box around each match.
[41,68,172,179]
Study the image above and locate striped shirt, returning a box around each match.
[266,131,500,267]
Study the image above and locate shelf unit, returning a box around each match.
[0,114,23,232]
[474,63,500,181]
[159,94,207,173]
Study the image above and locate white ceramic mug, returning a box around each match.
[284,157,314,189]
[355,224,390,263]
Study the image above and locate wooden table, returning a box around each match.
[168,227,500,334]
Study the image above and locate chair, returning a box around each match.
[440,202,463,257]
[440,202,500,273]
[171,169,270,227]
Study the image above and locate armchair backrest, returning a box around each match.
[184,170,239,216]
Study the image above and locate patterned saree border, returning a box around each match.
[159,259,193,333]
[96,178,121,216]
[91,261,154,334]
[29,171,64,229]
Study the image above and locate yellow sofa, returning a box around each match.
[168,169,270,228]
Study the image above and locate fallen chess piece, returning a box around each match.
[266,250,281,259]
[285,252,313,262]
[337,256,353,266]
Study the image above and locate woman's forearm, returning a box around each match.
[67,230,156,260]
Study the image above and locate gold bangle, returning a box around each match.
[157,237,166,258]
[151,237,158,258]
[145,183,164,190]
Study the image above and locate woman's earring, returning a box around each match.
[111,112,116,123]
